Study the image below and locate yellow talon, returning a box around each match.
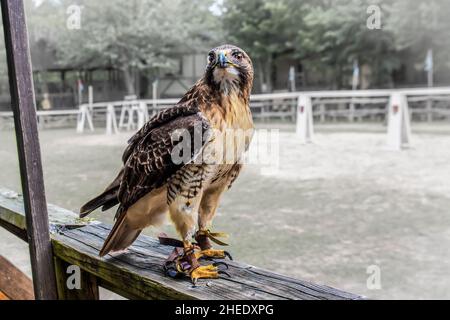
[190,265,220,283]
[195,249,227,260]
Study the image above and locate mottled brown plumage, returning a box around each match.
[80,45,254,282]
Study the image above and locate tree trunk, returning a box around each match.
[257,55,274,93]
[265,54,273,93]
[122,66,136,95]
[257,60,266,93]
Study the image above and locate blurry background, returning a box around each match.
[1,0,450,300]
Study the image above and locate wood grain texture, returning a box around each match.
[52,224,365,300]
[1,0,57,299]
[0,255,34,300]
[1,187,364,300]
[0,291,10,300]
[0,188,98,242]
[54,257,99,300]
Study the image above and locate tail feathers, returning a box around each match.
[80,169,124,218]
[80,188,119,218]
[99,215,142,257]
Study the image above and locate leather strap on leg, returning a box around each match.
[158,233,184,248]
[196,229,229,247]
[163,246,201,278]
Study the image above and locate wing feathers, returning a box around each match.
[80,102,210,220]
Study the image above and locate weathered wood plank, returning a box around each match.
[1,187,363,300]
[0,188,98,242]
[1,0,57,299]
[0,255,34,300]
[0,290,10,300]
[54,257,99,300]
[52,224,365,300]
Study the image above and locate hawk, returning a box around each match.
[80,45,254,283]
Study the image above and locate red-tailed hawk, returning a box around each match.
[80,45,254,283]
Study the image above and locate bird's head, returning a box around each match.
[204,44,254,97]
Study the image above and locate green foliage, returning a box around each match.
[0,0,449,93]
[294,0,399,87]
[221,0,307,90]
[221,0,450,88]
[386,0,450,69]
[27,0,220,93]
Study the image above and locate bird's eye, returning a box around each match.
[233,51,243,61]
[208,53,215,64]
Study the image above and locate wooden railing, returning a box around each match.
[71,87,450,134]
[0,0,367,301]
[0,188,365,300]
[2,87,450,133]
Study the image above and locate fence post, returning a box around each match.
[137,101,148,129]
[53,257,99,300]
[76,105,94,133]
[1,0,57,299]
[349,100,355,122]
[296,95,314,144]
[106,104,118,135]
[387,92,412,150]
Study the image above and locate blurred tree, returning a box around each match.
[28,0,220,95]
[294,0,399,89]
[220,0,306,92]
[386,0,450,71]
[1,0,449,96]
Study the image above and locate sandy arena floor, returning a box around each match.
[1,122,450,299]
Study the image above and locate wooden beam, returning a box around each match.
[1,191,364,300]
[54,257,99,300]
[0,0,57,299]
[0,255,34,300]
[52,224,365,300]
[0,188,98,242]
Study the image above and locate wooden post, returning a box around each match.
[137,101,148,129]
[349,100,355,122]
[152,79,158,110]
[88,85,93,108]
[106,104,119,135]
[319,103,325,123]
[54,257,99,300]
[0,255,34,300]
[76,105,94,133]
[1,0,57,299]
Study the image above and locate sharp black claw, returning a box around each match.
[198,255,213,262]
[165,267,179,278]
[224,251,233,260]
[213,261,229,271]
[218,270,231,278]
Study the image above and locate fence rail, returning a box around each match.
[0,188,364,300]
[71,87,450,134]
[2,87,450,133]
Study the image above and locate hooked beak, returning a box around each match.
[217,52,229,68]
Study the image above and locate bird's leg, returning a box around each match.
[196,185,233,260]
[194,229,232,260]
[181,240,229,284]
[167,192,229,284]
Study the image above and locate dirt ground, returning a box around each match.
[1,122,450,299]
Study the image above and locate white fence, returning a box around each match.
[293,87,450,149]
[2,87,449,150]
